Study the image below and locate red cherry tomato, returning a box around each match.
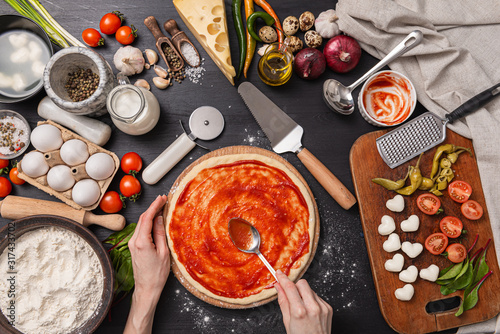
[0,177,12,197]
[9,167,25,185]
[425,233,449,255]
[417,193,442,215]
[115,25,137,45]
[461,200,483,220]
[120,175,141,201]
[439,216,463,239]
[82,28,104,47]
[448,180,472,203]
[121,152,143,175]
[446,243,467,263]
[0,159,9,170]
[99,191,124,213]
[100,11,123,35]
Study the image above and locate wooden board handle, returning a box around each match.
[0,195,125,231]
[297,148,357,210]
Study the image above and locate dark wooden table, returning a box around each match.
[0,1,457,333]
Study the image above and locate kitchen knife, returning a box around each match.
[0,195,126,231]
[238,82,357,210]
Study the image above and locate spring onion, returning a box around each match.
[4,0,85,48]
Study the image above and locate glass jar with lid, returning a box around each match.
[106,73,160,135]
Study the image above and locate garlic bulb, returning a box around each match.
[113,46,145,76]
[315,9,340,39]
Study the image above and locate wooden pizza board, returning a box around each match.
[163,145,320,309]
[350,129,500,334]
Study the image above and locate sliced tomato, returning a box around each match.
[439,216,463,238]
[461,200,483,220]
[446,243,467,263]
[448,180,472,203]
[417,193,443,215]
[425,233,449,255]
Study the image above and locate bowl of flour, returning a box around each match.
[0,215,113,334]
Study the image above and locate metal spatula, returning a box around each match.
[377,82,500,169]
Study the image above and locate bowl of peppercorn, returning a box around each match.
[43,46,116,116]
[0,110,31,159]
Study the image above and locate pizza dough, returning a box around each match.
[166,153,316,305]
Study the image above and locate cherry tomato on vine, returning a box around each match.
[461,200,483,220]
[425,233,449,255]
[9,167,25,185]
[121,152,142,175]
[0,177,12,197]
[439,216,463,239]
[82,28,104,47]
[100,11,123,35]
[100,191,124,213]
[448,180,472,203]
[445,243,467,263]
[120,175,141,201]
[115,25,137,45]
[0,159,9,175]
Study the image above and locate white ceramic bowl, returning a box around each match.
[358,70,416,127]
[0,110,31,159]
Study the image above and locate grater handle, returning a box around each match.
[446,82,500,123]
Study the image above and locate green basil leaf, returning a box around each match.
[438,262,463,281]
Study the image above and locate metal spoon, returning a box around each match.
[323,30,423,115]
[228,217,278,281]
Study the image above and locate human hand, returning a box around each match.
[274,270,333,334]
[125,195,170,334]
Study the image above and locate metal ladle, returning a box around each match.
[323,30,423,115]
[228,218,278,281]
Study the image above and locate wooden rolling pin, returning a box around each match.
[0,196,126,231]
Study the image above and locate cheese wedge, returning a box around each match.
[173,0,236,85]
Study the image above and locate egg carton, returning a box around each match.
[17,120,120,211]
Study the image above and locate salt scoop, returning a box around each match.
[228,217,278,281]
[144,16,184,72]
[142,106,224,185]
[164,19,201,67]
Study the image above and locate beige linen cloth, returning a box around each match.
[336,0,500,333]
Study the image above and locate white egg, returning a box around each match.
[72,179,101,207]
[20,151,49,178]
[85,153,115,180]
[46,165,75,191]
[60,139,89,166]
[30,124,63,152]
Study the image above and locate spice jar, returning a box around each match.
[106,73,160,135]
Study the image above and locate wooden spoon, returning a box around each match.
[144,16,184,72]
[164,19,201,67]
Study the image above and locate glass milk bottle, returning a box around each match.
[106,73,160,135]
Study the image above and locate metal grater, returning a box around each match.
[376,112,447,169]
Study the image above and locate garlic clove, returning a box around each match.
[134,79,150,90]
[153,77,170,89]
[145,63,151,70]
[145,49,159,66]
[154,65,169,79]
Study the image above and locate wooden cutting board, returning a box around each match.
[350,129,500,334]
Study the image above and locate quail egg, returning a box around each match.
[60,139,89,166]
[304,30,323,48]
[283,16,299,36]
[46,165,75,191]
[299,11,315,31]
[85,152,115,180]
[30,124,63,152]
[72,179,101,207]
[20,151,49,178]
[286,36,303,53]
[259,26,277,43]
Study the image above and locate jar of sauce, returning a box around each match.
[106,73,160,135]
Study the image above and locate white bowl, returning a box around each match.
[358,70,416,127]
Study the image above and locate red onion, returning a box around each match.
[323,35,361,73]
[294,48,326,80]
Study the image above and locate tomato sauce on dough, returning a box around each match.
[362,72,413,125]
[169,160,310,299]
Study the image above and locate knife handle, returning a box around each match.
[297,148,357,210]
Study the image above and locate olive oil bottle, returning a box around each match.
[258,43,293,86]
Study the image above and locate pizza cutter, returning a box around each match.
[142,106,224,185]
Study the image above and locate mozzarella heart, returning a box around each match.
[399,265,418,283]
[420,264,440,282]
[378,215,396,236]
[401,241,423,259]
[395,284,414,301]
[383,233,401,253]
[384,253,404,272]
[401,215,420,232]
[386,194,405,212]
